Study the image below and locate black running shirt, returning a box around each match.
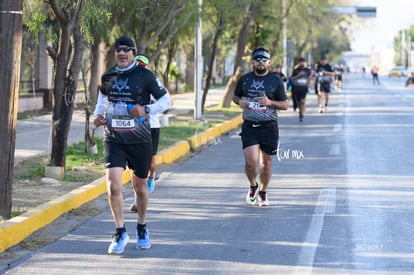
[316,63,334,83]
[102,64,168,144]
[291,66,311,87]
[234,71,287,123]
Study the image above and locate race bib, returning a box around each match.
[248,101,266,111]
[294,78,308,86]
[320,75,331,82]
[111,115,135,131]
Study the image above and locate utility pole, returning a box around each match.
[282,0,287,75]
[402,29,405,67]
[194,0,203,120]
[0,0,24,219]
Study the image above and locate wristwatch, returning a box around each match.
[144,105,150,114]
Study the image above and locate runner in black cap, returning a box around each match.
[93,35,171,254]
[233,46,288,207]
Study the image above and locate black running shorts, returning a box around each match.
[240,121,279,155]
[104,141,152,178]
[292,86,308,100]
[319,81,331,93]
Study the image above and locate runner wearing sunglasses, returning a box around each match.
[233,46,288,207]
[94,36,171,254]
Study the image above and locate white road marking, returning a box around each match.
[295,188,336,275]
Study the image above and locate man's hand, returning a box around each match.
[93,115,106,128]
[127,104,147,118]
[258,93,269,106]
[238,99,249,109]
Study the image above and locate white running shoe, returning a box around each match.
[258,192,269,207]
[246,184,258,206]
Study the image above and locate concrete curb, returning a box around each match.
[0,114,242,253]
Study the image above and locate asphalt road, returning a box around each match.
[5,74,414,274]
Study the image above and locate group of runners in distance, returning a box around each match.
[277,55,345,122]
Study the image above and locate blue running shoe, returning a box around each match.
[107,231,129,254]
[147,174,155,193]
[136,224,151,249]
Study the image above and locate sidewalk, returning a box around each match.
[14,87,226,166]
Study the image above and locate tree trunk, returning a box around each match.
[0,0,23,219]
[50,77,75,168]
[221,67,244,108]
[202,19,222,113]
[84,41,101,153]
[222,4,259,108]
[271,0,294,57]
[50,21,73,168]
[161,42,175,92]
[88,42,103,104]
[48,0,84,173]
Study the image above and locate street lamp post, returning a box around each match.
[282,0,287,75]
[194,0,202,120]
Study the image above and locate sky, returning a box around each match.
[350,0,414,54]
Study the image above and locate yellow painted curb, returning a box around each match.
[0,170,131,254]
[187,115,242,150]
[156,140,191,165]
[0,114,243,254]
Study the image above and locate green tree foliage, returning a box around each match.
[249,0,350,69]
[102,0,198,90]
[23,1,57,44]
[201,0,248,111]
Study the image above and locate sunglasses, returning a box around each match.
[254,57,269,62]
[115,47,134,53]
